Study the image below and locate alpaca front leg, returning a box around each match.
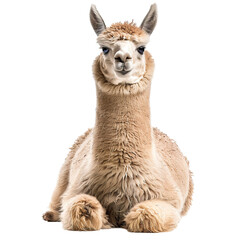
[61,194,110,231]
[125,199,180,232]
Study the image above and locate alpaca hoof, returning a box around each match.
[42,211,60,222]
[61,194,110,231]
[125,201,180,232]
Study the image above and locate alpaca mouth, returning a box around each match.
[117,70,131,75]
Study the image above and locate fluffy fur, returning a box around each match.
[97,22,149,43]
[43,6,193,233]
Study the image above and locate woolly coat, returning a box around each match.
[59,51,193,227]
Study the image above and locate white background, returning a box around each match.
[0,0,240,239]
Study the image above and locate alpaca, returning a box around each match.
[43,4,193,232]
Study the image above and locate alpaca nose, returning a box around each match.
[114,51,132,63]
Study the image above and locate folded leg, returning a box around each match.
[61,194,110,231]
[125,199,180,232]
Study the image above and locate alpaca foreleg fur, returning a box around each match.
[124,199,180,232]
[61,194,110,231]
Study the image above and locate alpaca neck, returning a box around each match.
[93,85,152,166]
[92,51,155,166]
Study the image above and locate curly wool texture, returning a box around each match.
[104,22,144,37]
[97,22,149,44]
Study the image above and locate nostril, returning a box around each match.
[126,56,132,60]
[115,57,124,63]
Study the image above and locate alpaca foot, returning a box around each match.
[42,210,60,222]
[125,200,180,232]
[61,194,110,231]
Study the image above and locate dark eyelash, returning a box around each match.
[102,47,109,55]
[137,46,145,55]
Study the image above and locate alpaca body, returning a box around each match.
[61,127,190,227]
[43,5,193,232]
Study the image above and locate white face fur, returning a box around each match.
[90,4,157,85]
[98,39,149,85]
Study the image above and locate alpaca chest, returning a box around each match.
[82,164,155,226]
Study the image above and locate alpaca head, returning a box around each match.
[90,4,157,85]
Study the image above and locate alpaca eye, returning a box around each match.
[102,47,109,55]
[137,46,145,55]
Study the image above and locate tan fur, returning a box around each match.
[43,19,193,232]
[125,200,180,232]
[61,194,110,230]
[98,22,148,42]
[42,129,92,222]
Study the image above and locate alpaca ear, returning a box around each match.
[140,3,157,35]
[90,5,106,35]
